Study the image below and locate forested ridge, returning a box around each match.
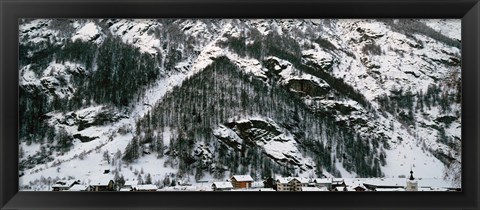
[18,19,461,188]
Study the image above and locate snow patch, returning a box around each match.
[71,22,103,44]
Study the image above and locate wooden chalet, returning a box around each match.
[90,177,114,191]
[231,175,254,189]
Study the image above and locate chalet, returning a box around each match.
[212,182,234,191]
[276,177,291,191]
[334,186,348,191]
[332,178,346,189]
[363,178,405,191]
[289,177,309,191]
[354,185,367,192]
[311,178,332,190]
[263,177,276,189]
[276,177,309,191]
[135,184,158,191]
[68,184,91,191]
[52,180,80,191]
[122,180,139,191]
[232,188,276,191]
[231,175,254,189]
[90,177,114,191]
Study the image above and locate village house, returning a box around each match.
[52,180,80,191]
[68,184,91,191]
[363,178,406,191]
[289,177,309,191]
[230,175,254,189]
[276,177,291,191]
[354,185,367,192]
[90,177,114,191]
[311,178,332,190]
[212,182,234,191]
[334,186,349,191]
[276,177,310,191]
[135,184,158,191]
[332,178,346,189]
[121,180,139,191]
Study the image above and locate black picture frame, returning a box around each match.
[1,0,479,209]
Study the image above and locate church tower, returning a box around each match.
[406,169,418,191]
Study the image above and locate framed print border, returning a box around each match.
[1,0,479,210]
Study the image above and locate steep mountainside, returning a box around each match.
[18,19,461,190]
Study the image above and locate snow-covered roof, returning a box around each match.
[363,178,405,187]
[68,184,89,191]
[276,177,309,184]
[333,178,344,183]
[302,187,328,191]
[124,180,139,186]
[292,177,310,184]
[276,177,291,184]
[313,178,332,184]
[52,180,79,188]
[232,188,276,191]
[89,176,113,186]
[212,182,233,189]
[344,178,454,189]
[136,184,158,191]
[231,175,254,182]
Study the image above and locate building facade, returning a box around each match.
[231,175,254,189]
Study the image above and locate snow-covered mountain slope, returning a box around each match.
[18,19,461,190]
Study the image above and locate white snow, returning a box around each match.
[20,62,86,99]
[212,182,233,189]
[215,117,315,172]
[420,19,461,41]
[68,184,89,191]
[231,175,254,182]
[381,135,445,179]
[71,22,103,44]
[109,19,162,55]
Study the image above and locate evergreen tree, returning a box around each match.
[123,137,140,163]
[145,173,152,184]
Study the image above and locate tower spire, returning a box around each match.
[409,168,415,180]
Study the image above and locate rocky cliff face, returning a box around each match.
[18,19,461,190]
